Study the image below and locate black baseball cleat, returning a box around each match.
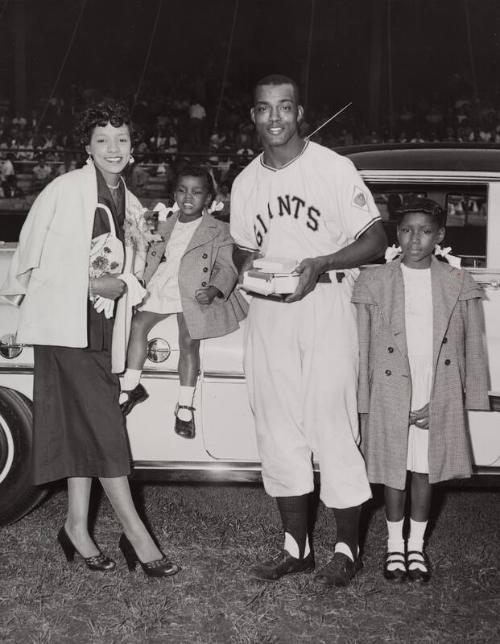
[314,552,363,587]
[249,550,315,581]
[120,384,149,416]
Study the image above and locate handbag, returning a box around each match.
[89,203,124,280]
[89,203,125,318]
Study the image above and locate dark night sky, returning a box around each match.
[0,0,499,117]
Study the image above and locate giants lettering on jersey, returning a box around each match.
[253,194,320,247]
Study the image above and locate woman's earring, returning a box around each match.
[128,155,135,165]
[85,155,93,166]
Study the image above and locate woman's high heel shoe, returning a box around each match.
[118,533,180,578]
[57,526,116,572]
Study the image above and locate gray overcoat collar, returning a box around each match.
[158,211,219,254]
[379,256,463,369]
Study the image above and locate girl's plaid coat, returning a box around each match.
[352,256,490,489]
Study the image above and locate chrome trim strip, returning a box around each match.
[0,366,34,374]
[131,460,263,482]
[133,460,261,471]
[361,170,499,183]
[202,371,245,380]
[142,369,179,379]
[141,369,246,380]
[471,467,500,476]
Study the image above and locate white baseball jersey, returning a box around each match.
[230,140,381,265]
[230,140,379,508]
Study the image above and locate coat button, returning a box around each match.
[201,281,207,287]
[203,267,208,272]
[385,369,392,376]
[151,251,156,256]
[443,337,448,344]
[445,359,451,365]
[387,346,394,353]
[202,253,208,259]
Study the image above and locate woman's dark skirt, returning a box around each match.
[32,344,131,485]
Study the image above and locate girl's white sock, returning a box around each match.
[386,518,405,553]
[386,518,405,572]
[177,386,195,421]
[408,518,427,552]
[122,368,142,391]
[119,369,142,403]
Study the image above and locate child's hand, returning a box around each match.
[195,286,221,305]
[409,403,430,429]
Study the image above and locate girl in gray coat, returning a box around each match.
[352,198,489,584]
[120,166,247,438]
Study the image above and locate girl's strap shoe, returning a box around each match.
[120,384,149,416]
[383,551,407,582]
[407,550,431,583]
[174,404,196,439]
[57,526,116,571]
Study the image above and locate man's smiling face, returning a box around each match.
[251,83,303,149]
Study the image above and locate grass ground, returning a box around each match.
[1,482,499,643]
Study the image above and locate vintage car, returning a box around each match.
[1,144,500,525]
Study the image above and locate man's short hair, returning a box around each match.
[254,74,300,104]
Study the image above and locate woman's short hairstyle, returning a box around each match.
[397,197,446,228]
[75,101,132,146]
[175,165,215,200]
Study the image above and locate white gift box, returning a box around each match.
[240,257,299,297]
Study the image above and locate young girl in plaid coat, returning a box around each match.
[352,198,489,583]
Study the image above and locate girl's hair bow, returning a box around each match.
[156,201,179,222]
[384,244,461,268]
[208,200,224,214]
[433,245,461,268]
[384,244,402,262]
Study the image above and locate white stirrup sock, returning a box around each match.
[334,541,356,562]
[177,386,195,421]
[284,532,310,559]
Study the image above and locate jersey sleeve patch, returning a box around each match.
[352,186,370,212]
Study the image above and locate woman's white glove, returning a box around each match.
[118,272,147,305]
[93,295,115,319]
[91,274,146,319]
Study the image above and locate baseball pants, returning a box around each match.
[244,279,372,508]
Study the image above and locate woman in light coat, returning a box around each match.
[0,102,179,578]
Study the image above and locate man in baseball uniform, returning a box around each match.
[230,75,387,586]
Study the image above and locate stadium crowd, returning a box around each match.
[2,78,500,200]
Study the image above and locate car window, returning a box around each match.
[368,183,488,267]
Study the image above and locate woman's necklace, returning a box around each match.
[106,182,120,190]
